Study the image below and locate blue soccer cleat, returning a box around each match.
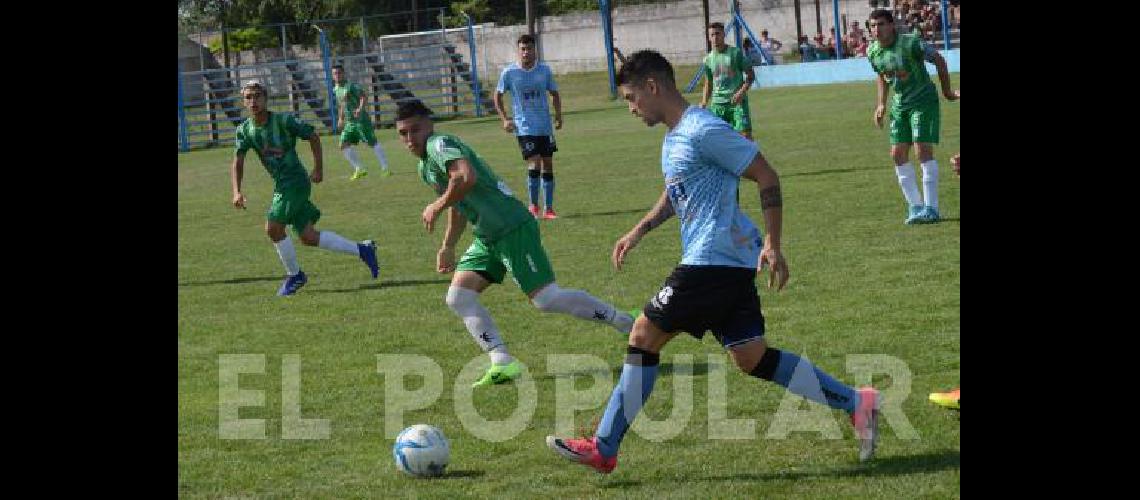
[919,206,941,224]
[277,270,308,296]
[904,205,925,225]
[359,240,379,279]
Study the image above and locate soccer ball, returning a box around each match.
[393,424,450,477]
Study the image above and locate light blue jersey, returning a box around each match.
[496,62,558,136]
[662,106,762,268]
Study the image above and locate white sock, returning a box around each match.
[894,162,923,206]
[317,231,360,255]
[489,348,513,366]
[531,284,632,334]
[920,160,939,209]
[343,147,364,171]
[273,237,301,276]
[446,286,513,363]
[371,142,390,171]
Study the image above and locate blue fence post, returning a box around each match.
[600,0,617,99]
[732,1,743,49]
[318,28,338,132]
[832,0,843,59]
[940,0,952,52]
[178,61,189,152]
[465,13,483,117]
[733,11,763,59]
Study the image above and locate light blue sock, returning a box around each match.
[595,347,659,457]
[542,173,555,209]
[771,350,859,412]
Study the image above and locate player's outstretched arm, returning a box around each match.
[741,153,788,291]
[612,189,674,270]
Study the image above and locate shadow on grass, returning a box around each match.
[782,166,882,178]
[558,207,652,220]
[696,450,960,482]
[594,450,959,489]
[311,278,453,294]
[434,469,485,479]
[539,360,714,381]
[178,275,283,287]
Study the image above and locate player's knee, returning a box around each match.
[916,146,935,161]
[299,231,320,246]
[266,224,286,241]
[445,286,478,314]
[731,345,765,373]
[530,283,562,313]
[745,345,781,380]
[627,320,663,351]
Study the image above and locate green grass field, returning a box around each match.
[179,70,960,499]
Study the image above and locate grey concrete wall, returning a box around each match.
[471,0,875,76]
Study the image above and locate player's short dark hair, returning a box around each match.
[708,22,725,31]
[395,100,433,121]
[616,50,675,87]
[761,30,769,36]
[869,9,894,23]
[517,34,536,46]
[332,64,344,71]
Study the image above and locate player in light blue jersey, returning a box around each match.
[494,34,563,220]
[546,50,881,474]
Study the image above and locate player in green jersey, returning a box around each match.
[393,100,635,387]
[699,22,755,140]
[332,65,390,180]
[230,81,380,296]
[867,9,959,225]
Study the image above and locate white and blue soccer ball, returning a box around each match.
[393,424,450,477]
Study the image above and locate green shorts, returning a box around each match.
[708,100,752,133]
[456,218,555,295]
[889,100,940,145]
[267,186,321,236]
[339,120,377,147]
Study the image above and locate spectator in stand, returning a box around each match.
[896,1,912,23]
[759,30,783,64]
[799,35,817,62]
[853,34,869,57]
[825,27,839,58]
[741,38,768,66]
[846,21,867,56]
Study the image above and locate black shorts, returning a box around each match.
[642,265,766,348]
[517,135,557,159]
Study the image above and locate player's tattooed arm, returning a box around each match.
[614,189,673,270]
[760,185,782,209]
[741,152,783,250]
[635,189,675,237]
